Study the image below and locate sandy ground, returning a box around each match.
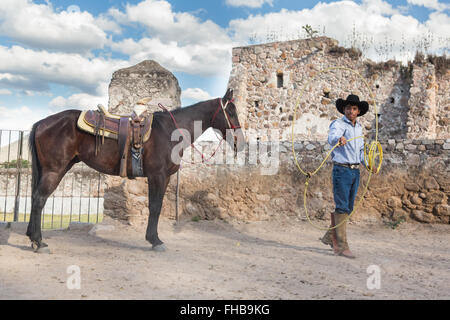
[0,215,449,300]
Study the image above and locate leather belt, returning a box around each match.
[334,162,359,169]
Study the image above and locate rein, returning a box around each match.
[158,98,239,164]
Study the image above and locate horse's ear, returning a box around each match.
[224,88,233,100]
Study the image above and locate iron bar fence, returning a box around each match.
[0,130,105,229]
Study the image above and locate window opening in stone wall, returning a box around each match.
[277,73,284,88]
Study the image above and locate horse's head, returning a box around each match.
[212,89,245,152]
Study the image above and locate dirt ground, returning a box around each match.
[1,215,449,300]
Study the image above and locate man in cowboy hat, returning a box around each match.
[320,94,371,259]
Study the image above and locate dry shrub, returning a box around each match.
[414,52,449,77]
[327,46,362,60]
[365,60,399,77]
[427,54,449,78]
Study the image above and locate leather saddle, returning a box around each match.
[77,105,153,178]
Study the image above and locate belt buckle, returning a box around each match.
[350,164,358,169]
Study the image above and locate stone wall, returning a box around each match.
[228,37,449,142]
[118,139,449,226]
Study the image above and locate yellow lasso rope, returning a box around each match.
[291,67,383,230]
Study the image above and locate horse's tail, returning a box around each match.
[28,121,42,196]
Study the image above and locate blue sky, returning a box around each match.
[0,0,448,130]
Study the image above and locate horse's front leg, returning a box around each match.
[145,173,170,251]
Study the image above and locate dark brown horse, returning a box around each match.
[27,89,244,253]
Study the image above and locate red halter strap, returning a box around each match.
[211,98,241,130]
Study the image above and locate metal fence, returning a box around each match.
[0,130,105,229]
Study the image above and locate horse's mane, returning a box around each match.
[152,98,218,131]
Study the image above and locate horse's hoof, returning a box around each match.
[32,242,50,254]
[152,244,166,252]
[35,246,51,254]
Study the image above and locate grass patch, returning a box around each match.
[191,215,201,222]
[1,212,103,229]
[384,217,405,230]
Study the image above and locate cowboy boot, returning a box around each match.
[333,213,356,259]
[320,213,335,247]
[320,212,340,254]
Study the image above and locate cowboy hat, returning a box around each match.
[336,94,369,117]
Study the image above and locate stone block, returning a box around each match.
[404,183,420,192]
[433,205,450,217]
[410,194,422,205]
[387,196,402,209]
[424,191,445,205]
[68,222,94,232]
[424,177,439,190]
[8,222,28,233]
[406,154,420,166]
[0,222,10,245]
[411,210,434,223]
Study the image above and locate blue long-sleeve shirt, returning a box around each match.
[328,116,365,165]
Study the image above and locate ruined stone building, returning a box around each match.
[227,36,449,142]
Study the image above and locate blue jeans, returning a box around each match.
[332,165,360,214]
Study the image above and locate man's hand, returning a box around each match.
[338,136,347,146]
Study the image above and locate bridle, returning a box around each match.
[211,98,241,131]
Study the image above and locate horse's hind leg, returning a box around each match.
[26,167,72,253]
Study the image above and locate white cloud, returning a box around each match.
[0,89,12,95]
[49,93,108,112]
[122,0,230,45]
[0,45,128,95]
[181,88,213,101]
[108,0,234,76]
[226,0,274,8]
[0,105,47,130]
[361,0,400,16]
[110,37,232,76]
[407,0,449,11]
[0,0,117,53]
